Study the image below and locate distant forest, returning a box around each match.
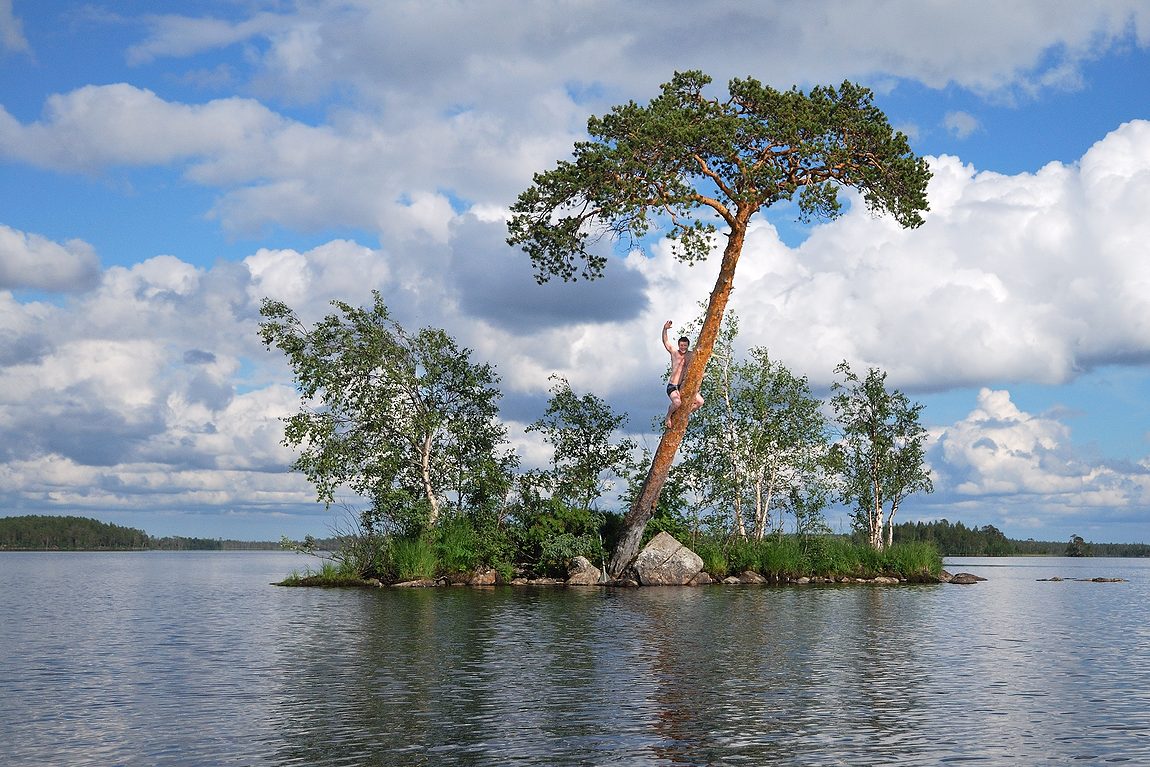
[891,519,1150,557]
[0,515,281,551]
[1,513,1147,556]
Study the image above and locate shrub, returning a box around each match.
[507,494,607,576]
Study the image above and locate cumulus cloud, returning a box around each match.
[0,225,100,292]
[127,1,1150,103]
[0,251,317,517]
[5,1,1150,539]
[920,388,1150,536]
[715,120,1150,392]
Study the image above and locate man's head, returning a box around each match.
[678,336,690,353]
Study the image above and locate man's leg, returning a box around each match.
[665,391,682,428]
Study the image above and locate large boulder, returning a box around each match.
[632,532,704,586]
[566,556,602,586]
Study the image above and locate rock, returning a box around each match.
[605,577,639,587]
[467,569,497,586]
[566,556,602,586]
[393,579,440,588]
[948,572,986,585]
[721,576,742,585]
[632,532,704,586]
[794,576,810,585]
[689,571,714,586]
[738,570,767,584]
[872,576,900,585]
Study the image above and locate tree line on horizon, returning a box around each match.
[0,515,281,551]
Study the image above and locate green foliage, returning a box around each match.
[1065,534,1091,557]
[830,362,933,549]
[710,533,941,581]
[507,476,608,576]
[801,535,859,576]
[690,539,725,576]
[0,515,150,550]
[435,516,482,575]
[259,292,518,532]
[278,558,372,587]
[527,375,637,514]
[880,542,943,580]
[892,519,1018,556]
[757,536,806,578]
[679,311,834,540]
[507,71,931,284]
[642,507,693,548]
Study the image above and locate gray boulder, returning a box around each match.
[948,572,987,585]
[632,532,704,586]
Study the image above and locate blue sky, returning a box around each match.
[2,1,1150,544]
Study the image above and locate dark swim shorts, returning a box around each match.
[666,383,680,396]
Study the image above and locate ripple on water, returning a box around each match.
[2,554,1149,766]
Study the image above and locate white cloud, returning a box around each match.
[714,121,1150,392]
[127,1,1150,103]
[5,1,1150,539]
[920,388,1150,535]
[944,110,981,139]
[0,0,29,55]
[0,225,100,291]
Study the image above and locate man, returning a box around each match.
[663,320,704,428]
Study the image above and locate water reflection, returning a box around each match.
[3,554,1149,766]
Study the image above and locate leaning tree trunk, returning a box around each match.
[607,222,748,577]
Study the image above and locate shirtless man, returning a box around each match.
[663,320,704,428]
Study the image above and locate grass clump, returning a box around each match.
[277,559,375,587]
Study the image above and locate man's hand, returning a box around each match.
[663,320,673,331]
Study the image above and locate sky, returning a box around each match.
[2,1,1150,544]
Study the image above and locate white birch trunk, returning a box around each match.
[421,430,440,526]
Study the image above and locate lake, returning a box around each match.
[1,552,1147,766]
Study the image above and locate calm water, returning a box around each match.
[1,552,1147,766]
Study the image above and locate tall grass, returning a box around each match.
[391,536,438,581]
[704,534,942,581]
[880,541,943,581]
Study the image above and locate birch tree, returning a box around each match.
[258,292,515,533]
[527,375,637,514]
[680,334,832,539]
[508,71,931,575]
[830,361,933,549]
